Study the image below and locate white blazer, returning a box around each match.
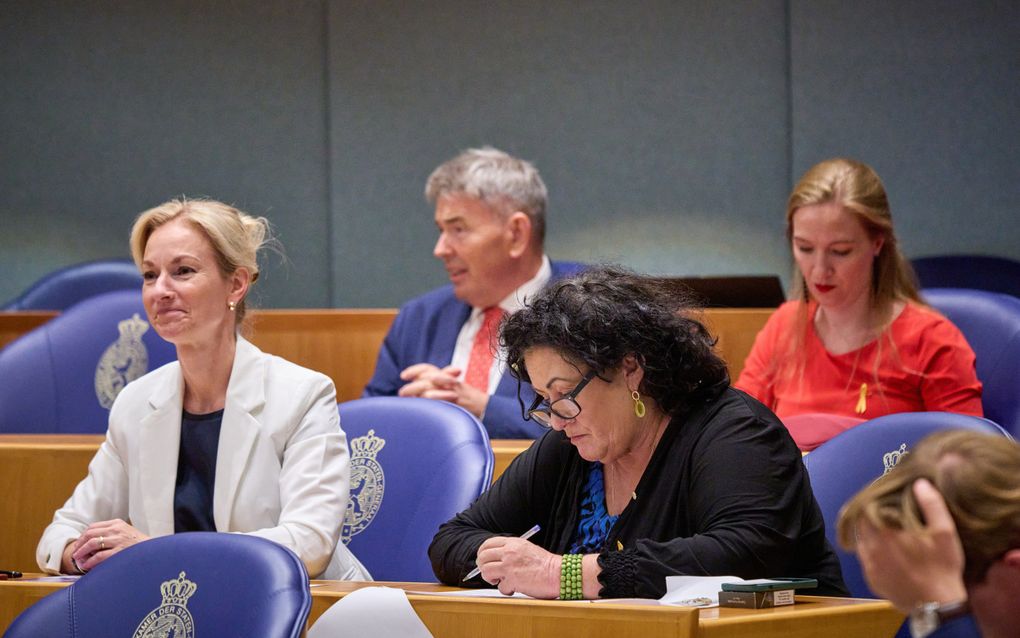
[37,337,370,580]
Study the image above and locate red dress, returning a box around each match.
[735,301,983,447]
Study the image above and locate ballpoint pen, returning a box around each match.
[463,524,541,581]
[0,569,23,579]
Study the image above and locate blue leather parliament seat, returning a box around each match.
[0,290,176,434]
[2,258,142,311]
[4,533,311,638]
[338,396,494,582]
[803,412,1009,599]
[912,254,1020,298]
[925,287,1020,438]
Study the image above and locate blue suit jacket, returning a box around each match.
[363,260,586,438]
[930,615,981,638]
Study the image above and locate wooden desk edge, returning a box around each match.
[3,578,901,637]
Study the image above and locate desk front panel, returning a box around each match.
[0,312,58,351]
[311,582,699,638]
[698,595,903,638]
[0,436,102,573]
[247,309,397,403]
[1,579,900,638]
[0,308,773,390]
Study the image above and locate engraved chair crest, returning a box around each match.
[342,429,386,543]
[132,571,197,638]
[95,313,150,409]
[882,443,908,474]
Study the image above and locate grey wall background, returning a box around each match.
[2,0,1017,308]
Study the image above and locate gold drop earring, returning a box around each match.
[631,390,646,418]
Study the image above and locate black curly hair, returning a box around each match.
[502,265,730,418]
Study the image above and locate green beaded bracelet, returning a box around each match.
[559,553,583,600]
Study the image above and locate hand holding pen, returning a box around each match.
[463,524,541,581]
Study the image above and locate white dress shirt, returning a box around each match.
[451,256,552,394]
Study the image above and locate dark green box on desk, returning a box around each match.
[718,589,795,609]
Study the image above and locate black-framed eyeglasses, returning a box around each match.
[521,369,598,427]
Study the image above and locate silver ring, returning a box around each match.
[98,536,105,551]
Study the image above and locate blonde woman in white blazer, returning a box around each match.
[37,199,369,581]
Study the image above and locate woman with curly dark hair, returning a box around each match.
[429,266,847,599]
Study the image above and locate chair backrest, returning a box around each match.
[780,412,866,452]
[337,396,493,581]
[0,290,177,434]
[2,258,143,311]
[5,533,311,638]
[912,254,1020,298]
[803,412,1009,598]
[924,287,1020,438]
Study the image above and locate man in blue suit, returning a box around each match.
[363,147,583,438]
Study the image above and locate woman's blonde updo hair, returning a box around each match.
[130,198,270,325]
[785,158,921,311]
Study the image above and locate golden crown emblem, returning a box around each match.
[350,429,386,457]
[160,572,198,607]
[882,443,909,475]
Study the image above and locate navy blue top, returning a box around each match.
[174,409,223,533]
[568,462,619,554]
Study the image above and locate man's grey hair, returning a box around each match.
[425,146,547,243]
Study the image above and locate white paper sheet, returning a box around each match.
[659,575,743,607]
[19,575,81,583]
[307,586,434,638]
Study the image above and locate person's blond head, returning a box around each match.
[425,146,547,245]
[786,158,921,310]
[130,198,269,325]
[837,430,1020,583]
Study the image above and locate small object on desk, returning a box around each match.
[0,569,22,579]
[462,524,541,581]
[661,575,738,607]
[718,589,795,608]
[671,596,713,607]
[720,577,818,592]
[718,578,816,609]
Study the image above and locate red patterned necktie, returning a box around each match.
[464,307,505,392]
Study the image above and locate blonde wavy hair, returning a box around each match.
[130,198,270,326]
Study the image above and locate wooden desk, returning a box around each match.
[308,582,902,637]
[0,308,773,389]
[0,309,397,406]
[0,578,902,637]
[0,435,103,574]
[490,439,531,481]
[697,308,772,379]
[0,435,530,574]
[0,311,58,351]
[0,577,61,633]
[246,309,397,403]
